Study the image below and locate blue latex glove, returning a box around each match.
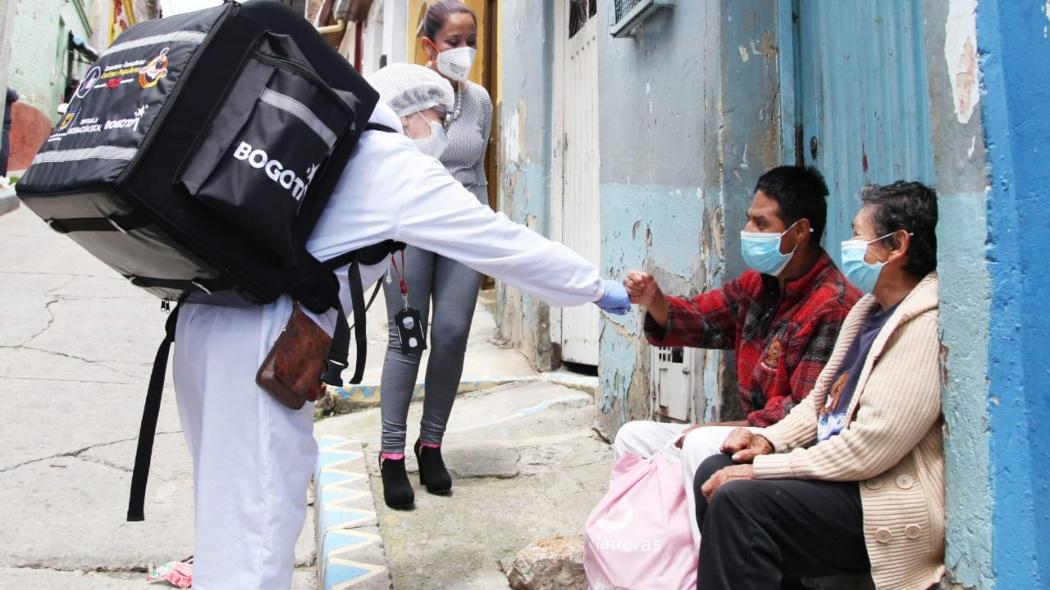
[595,279,631,315]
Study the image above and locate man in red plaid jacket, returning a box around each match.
[612,166,861,547]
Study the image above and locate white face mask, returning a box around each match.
[435,46,476,82]
[413,116,449,159]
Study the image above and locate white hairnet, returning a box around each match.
[367,63,455,118]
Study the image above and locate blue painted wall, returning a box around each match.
[918,0,995,585]
[592,0,786,434]
[978,1,1050,587]
[493,0,1050,587]
[594,0,715,432]
[494,0,558,369]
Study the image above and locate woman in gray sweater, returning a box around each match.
[378,0,494,509]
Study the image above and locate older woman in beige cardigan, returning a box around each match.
[693,181,943,590]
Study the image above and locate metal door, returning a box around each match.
[791,0,935,260]
[551,0,601,365]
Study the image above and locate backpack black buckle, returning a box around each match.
[322,358,346,387]
[46,219,69,234]
[107,215,131,234]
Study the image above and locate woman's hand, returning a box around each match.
[700,464,755,500]
[596,280,631,315]
[720,428,774,463]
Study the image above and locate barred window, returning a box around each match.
[569,0,597,38]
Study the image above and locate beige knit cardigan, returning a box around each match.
[753,273,944,590]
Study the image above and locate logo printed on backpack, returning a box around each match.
[138,47,170,89]
[232,141,318,202]
[76,67,102,99]
[103,105,149,133]
[59,106,80,130]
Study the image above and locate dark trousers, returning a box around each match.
[1,127,10,177]
[693,454,871,590]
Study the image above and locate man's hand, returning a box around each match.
[624,270,668,326]
[720,428,774,463]
[700,464,754,500]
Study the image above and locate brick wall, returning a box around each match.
[8,102,51,173]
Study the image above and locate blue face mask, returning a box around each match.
[740,221,806,276]
[840,233,896,294]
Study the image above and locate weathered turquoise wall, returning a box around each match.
[595,0,714,433]
[496,1,783,434]
[496,1,1049,587]
[921,1,994,586]
[495,0,558,369]
[594,0,783,435]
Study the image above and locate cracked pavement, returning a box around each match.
[0,207,316,588]
[315,379,615,589]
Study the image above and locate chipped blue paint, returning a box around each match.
[598,183,707,420]
[495,0,557,366]
[978,1,1050,586]
[938,191,995,588]
[793,0,937,261]
[599,184,704,282]
[938,194,994,584]
[510,163,555,337]
[598,321,637,421]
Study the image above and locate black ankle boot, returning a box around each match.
[414,440,452,495]
[379,455,414,509]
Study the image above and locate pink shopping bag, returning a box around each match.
[584,451,698,590]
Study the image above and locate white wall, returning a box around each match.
[360,0,407,77]
[159,0,221,16]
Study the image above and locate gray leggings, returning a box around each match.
[380,245,481,453]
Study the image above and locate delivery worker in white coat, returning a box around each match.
[171,63,631,588]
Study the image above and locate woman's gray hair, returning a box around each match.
[859,181,938,278]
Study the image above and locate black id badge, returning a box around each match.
[394,308,427,354]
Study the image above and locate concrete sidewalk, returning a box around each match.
[314,378,614,589]
[0,206,317,588]
[0,187,17,216]
[1,203,614,589]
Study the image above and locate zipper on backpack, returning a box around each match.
[254,53,350,111]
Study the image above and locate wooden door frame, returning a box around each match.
[550,0,601,365]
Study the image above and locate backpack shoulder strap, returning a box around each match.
[318,241,398,387]
[365,122,397,133]
[323,258,367,386]
[127,305,179,522]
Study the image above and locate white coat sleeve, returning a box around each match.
[390,152,604,307]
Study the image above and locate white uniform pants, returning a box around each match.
[173,300,318,590]
[612,421,760,548]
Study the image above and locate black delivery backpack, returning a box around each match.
[15,0,401,521]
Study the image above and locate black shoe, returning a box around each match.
[414,440,452,495]
[379,455,415,510]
